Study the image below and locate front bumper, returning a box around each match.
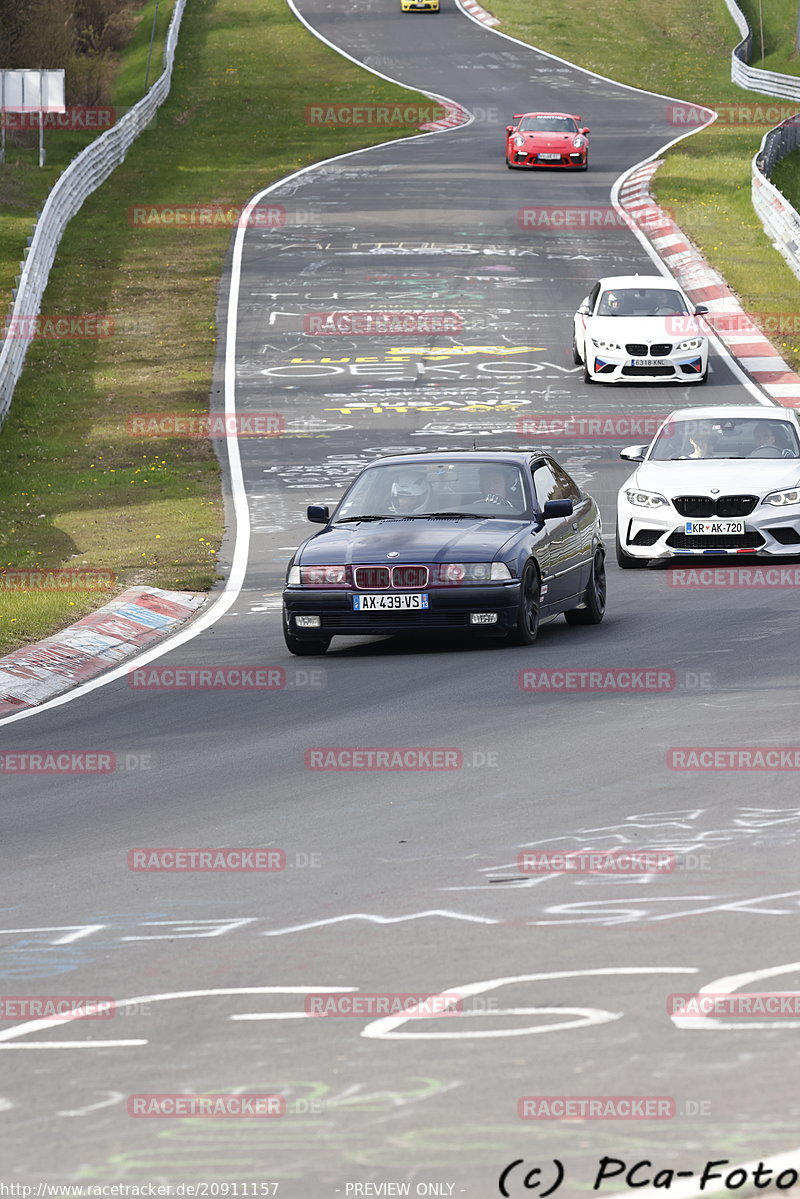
[508,150,586,168]
[586,352,706,383]
[283,583,520,638]
[617,508,800,559]
[401,1,439,10]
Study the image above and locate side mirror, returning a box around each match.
[506,125,515,133]
[619,445,647,462]
[542,499,574,519]
[577,301,591,316]
[307,504,330,524]
[581,127,590,135]
[694,304,709,315]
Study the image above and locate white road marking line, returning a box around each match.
[262,910,503,936]
[0,986,358,1048]
[58,1091,125,1117]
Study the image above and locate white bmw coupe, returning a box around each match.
[616,406,800,567]
[573,274,709,384]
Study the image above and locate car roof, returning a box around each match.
[662,406,800,423]
[596,275,683,289]
[517,111,579,119]
[361,451,543,468]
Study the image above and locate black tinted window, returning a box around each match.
[550,460,581,502]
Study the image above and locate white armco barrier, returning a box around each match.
[0,0,187,422]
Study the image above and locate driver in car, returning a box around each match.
[479,466,517,510]
[749,422,795,458]
[686,428,714,459]
[389,472,432,514]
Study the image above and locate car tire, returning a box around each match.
[615,531,648,569]
[572,334,583,365]
[583,358,593,383]
[508,561,540,646]
[283,612,331,656]
[565,549,606,625]
[506,158,514,169]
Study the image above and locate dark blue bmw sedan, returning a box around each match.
[282,451,605,655]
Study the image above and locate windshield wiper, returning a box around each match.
[420,511,480,519]
[335,515,395,523]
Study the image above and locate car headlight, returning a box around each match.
[514,135,525,147]
[591,337,621,351]
[439,562,512,583]
[573,136,586,148]
[625,489,669,509]
[298,565,348,585]
[763,488,800,507]
[678,337,704,351]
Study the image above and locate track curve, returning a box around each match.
[1,2,799,1191]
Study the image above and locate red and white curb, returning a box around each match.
[419,101,469,131]
[459,0,500,26]
[618,160,800,408]
[0,587,205,716]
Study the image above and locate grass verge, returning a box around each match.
[484,0,800,370]
[0,0,173,309]
[0,0,439,654]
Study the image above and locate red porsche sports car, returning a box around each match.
[505,112,590,170]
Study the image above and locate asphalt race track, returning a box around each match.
[2,1,800,1195]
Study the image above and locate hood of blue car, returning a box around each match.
[297,518,524,564]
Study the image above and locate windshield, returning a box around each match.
[649,417,800,461]
[596,287,690,317]
[518,116,578,133]
[335,462,530,520]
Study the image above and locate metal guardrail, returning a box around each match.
[722,0,800,280]
[0,0,187,422]
[725,0,800,99]
[753,120,800,282]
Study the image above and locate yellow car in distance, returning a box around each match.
[401,0,439,11]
